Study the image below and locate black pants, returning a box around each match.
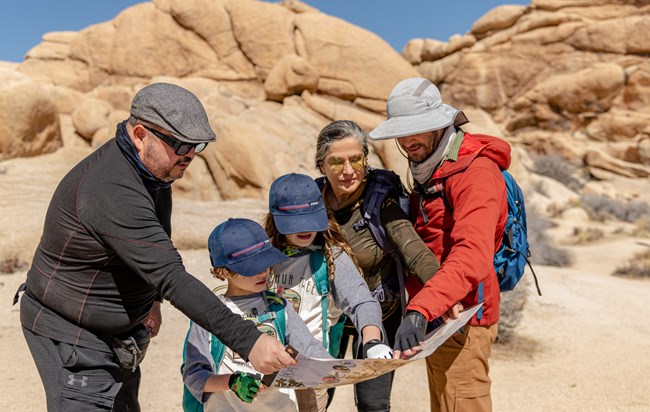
[328,306,402,412]
[22,327,141,412]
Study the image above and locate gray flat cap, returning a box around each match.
[130,83,216,143]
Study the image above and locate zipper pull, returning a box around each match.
[420,194,429,224]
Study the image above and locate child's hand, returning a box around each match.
[363,339,393,359]
[228,371,262,403]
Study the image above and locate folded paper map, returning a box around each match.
[266,302,483,389]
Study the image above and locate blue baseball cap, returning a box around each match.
[269,173,329,235]
[208,218,288,277]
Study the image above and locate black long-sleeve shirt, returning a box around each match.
[20,138,261,358]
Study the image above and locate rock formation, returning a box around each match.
[403,0,650,180]
[1,0,649,204]
[1,0,418,198]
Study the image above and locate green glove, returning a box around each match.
[228,371,262,403]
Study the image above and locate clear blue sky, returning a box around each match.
[0,0,529,63]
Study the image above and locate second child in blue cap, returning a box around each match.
[181,218,332,412]
[264,173,391,412]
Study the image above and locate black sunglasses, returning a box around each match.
[143,125,207,155]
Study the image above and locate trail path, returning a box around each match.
[2,232,648,411]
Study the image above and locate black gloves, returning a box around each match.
[393,311,427,353]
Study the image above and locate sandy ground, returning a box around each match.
[1,149,649,411]
[2,230,649,411]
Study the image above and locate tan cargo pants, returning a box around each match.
[296,387,328,412]
[426,323,498,412]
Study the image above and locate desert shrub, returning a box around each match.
[545,202,571,219]
[580,194,650,222]
[497,206,570,344]
[612,249,650,279]
[527,208,572,267]
[496,280,528,344]
[532,154,583,191]
[0,254,27,274]
[530,179,549,197]
[633,219,650,238]
[570,226,605,244]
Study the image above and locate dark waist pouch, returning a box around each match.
[105,324,151,372]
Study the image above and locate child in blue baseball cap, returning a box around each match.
[181,218,332,412]
[264,173,391,411]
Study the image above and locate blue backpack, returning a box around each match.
[436,169,541,318]
[494,170,540,295]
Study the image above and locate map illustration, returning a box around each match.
[267,303,483,389]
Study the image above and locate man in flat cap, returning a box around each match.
[16,83,296,411]
[370,78,512,412]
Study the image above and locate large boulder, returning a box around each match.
[471,5,528,38]
[227,0,296,76]
[8,0,650,199]
[17,30,104,92]
[406,0,650,179]
[71,96,113,141]
[18,58,104,93]
[566,16,650,54]
[163,0,257,79]
[295,11,419,101]
[72,4,220,80]
[507,63,625,132]
[264,54,319,101]
[0,69,61,160]
[25,31,77,60]
[200,97,329,199]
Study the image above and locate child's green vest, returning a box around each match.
[180,291,286,412]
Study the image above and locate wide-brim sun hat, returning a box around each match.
[130,82,217,144]
[269,173,329,235]
[369,78,468,140]
[208,218,288,277]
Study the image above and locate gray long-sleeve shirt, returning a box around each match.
[268,247,383,341]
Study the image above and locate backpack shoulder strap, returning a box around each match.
[309,248,330,350]
[263,291,287,345]
[181,321,225,412]
[315,176,326,192]
[363,169,408,316]
[310,248,329,296]
[208,334,227,370]
[363,169,405,245]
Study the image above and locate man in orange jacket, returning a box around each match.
[369,77,511,412]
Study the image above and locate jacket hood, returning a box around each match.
[436,132,511,178]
